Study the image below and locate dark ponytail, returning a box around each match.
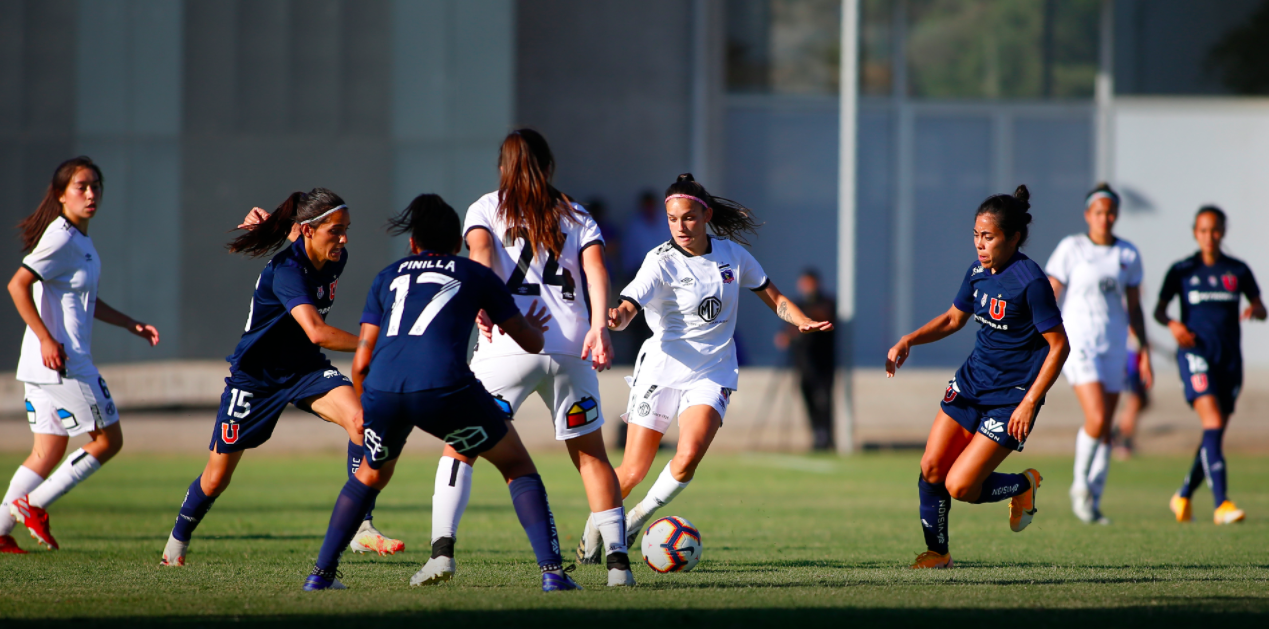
[227,187,346,257]
[19,156,104,253]
[664,173,761,245]
[387,193,461,254]
[976,184,1033,248]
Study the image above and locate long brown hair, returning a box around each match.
[19,156,104,253]
[664,173,761,245]
[227,188,346,257]
[496,129,578,259]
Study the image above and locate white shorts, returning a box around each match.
[623,381,732,434]
[470,353,603,441]
[24,374,119,437]
[1062,345,1127,393]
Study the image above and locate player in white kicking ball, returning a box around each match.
[578,173,833,553]
[1,157,160,553]
[414,129,633,587]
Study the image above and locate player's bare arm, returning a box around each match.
[607,299,638,332]
[1125,284,1153,388]
[886,305,972,377]
[579,242,613,371]
[466,227,499,340]
[1243,295,1267,321]
[753,282,833,333]
[1008,324,1070,441]
[7,266,65,372]
[290,303,359,351]
[351,323,378,398]
[1048,276,1065,301]
[497,300,551,354]
[94,297,160,346]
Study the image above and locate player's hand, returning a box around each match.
[799,320,834,333]
[131,322,160,346]
[238,207,269,230]
[1168,320,1196,348]
[1007,400,1039,441]
[1243,302,1267,321]
[1139,350,1154,390]
[607,306,631,331]
[41,337,66,374]
[885,338,911,377]
[475,309,498,341]
[581,326,613,372]
[524,300,552,334]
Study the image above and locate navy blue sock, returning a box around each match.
[508,474,562,569]
[1179,445,1205,499]
[347,441,376,522]
[917,476,950,555]
[172,476,217,543]
[970,472,1031,504]
[316,478,380,571]
[1201,428,1228,506]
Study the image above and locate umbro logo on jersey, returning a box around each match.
[982,418,1005,433]
[680,277,694,286]
[697,297,723,322]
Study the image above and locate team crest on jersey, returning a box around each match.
[718,263,735,284]
[221,421,240,444]
[316,285,324,298]
[329,280,338,299]
[566,397,599,428]
[1222,274,1238,292]
[980,293,987,307]
[989,298,1007,320]
[697,297,723,322]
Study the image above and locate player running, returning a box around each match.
[1157,206,1264,525]
[586,173,832,553]
[1044,183,1152,524]
[303,194,579,592]
[414,129,634,587]
[888,185,1069,569]
[0,157,160,554]
[159,188,402,566]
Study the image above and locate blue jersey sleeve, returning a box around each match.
[360,272,386,327]
[952,264,976,313]
[272,263,315,312]
[1157,263,1182,311]
[1026,277,1062,333]
[1240,263,1261,300]
[479,265,521,325]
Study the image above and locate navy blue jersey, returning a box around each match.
[227,239,346,386]
[950,252,1063,406]
[1158,252,1260,362]
[360,252,520,392]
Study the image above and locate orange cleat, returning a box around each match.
[910,550,953,569]
[0,534,27,554]
[1170,493,1192,523]
[349,521,404,556]
[1009,469,1042,533]
[1214,500,1245,525]
[9,496,57,550]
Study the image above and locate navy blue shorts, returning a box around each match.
[360,380,511,469]
[1177,349,1241,415]
[939,384,1036,452]
[210,367,351,453]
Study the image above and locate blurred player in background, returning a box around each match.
[416,129,633,588]
[1,157,160,554]
[1045,183,1152,524]
[303,195,579,592]
[887,186,1068,569]
[774,268,838,451]
[1157,206,1265,525]
[590,173,832,553]
[159,189,402,567]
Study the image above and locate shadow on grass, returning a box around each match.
[5,604,1269,629]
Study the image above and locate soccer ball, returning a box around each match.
[640,516,702,573]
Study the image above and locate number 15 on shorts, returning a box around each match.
[228,389,253,419]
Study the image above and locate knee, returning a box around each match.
[357,466,391,490]
[617,465,647,490]
[920,457,948,485]
[672,448,704,480]
[201,470,231,497]
[945,476,976,502]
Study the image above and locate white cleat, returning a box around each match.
[160,534,188,567]
[575,514,603,565]
[410,556,456,586]
[625,503,653,548]
[608,568,636,587]
[1070,486,1095,524]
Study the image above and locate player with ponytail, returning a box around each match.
[586,173,832,555]
[159,188,403,567]
[887,185,1069,569]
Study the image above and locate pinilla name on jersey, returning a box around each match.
[398,258,457,273]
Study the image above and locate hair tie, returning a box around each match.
[301,204,348,226]
[1085,190,1119,208]
[666,194,709,209]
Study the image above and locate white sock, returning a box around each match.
[1,466,45,536]
[593,506,627,556]
[28,449,101,509]
[629,461,689,534]
[431,456,472,543]
[1072,428,1097,493]
[1088,438,1112,510]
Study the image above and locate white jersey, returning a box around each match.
[1045,234,1143,355]
[17,217,102,384]
[465,191,604,358]
[621,237,769,390]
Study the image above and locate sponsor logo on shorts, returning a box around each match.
[221,422,240,444]
[943,385,957,403]
[643,385,658,399]
[57,408,78,430]
[697,297,722,322]
[104,401,117,417]
[982,418,1005,434]
[322,369,348,381]
[25,400,35,425]
[492,395,513,416]
[365,427,389,462]
[637,402,651,417]
[566,397,599,428]
[444,426,489,453]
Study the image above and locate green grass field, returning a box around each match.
[2,450,1267,627]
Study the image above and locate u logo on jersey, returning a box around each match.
[221,422,240,444]
[989,298,1007,320]
[1222,274,1237,292]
